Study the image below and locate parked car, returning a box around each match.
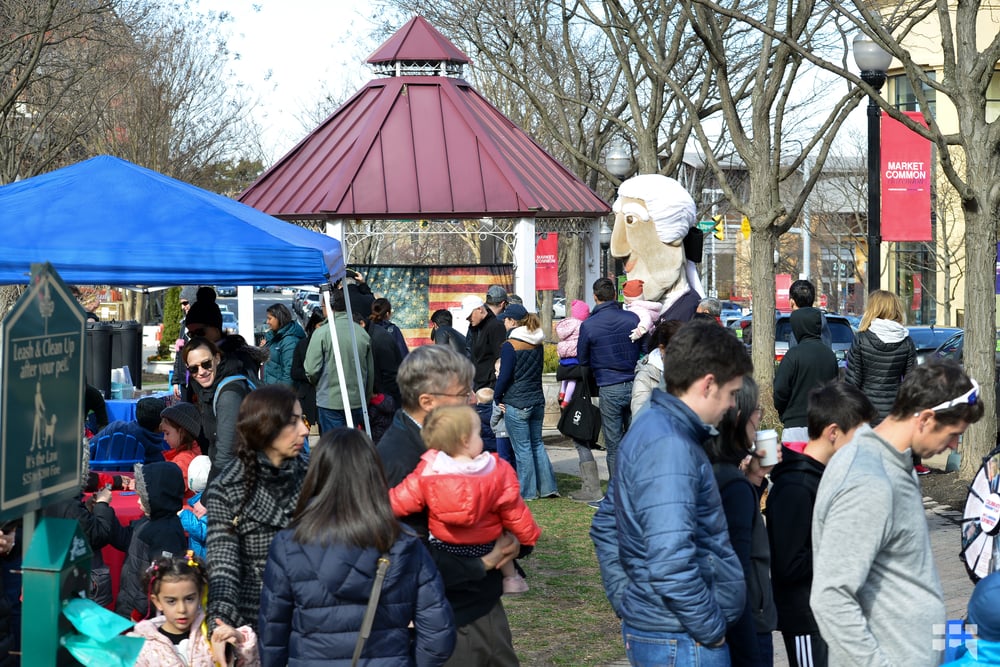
[298,292,321,318]
[216,285,237,297]
[931,330,1000,368]
[221,311,238,334]
[739,312,855,367]
[908,325,962,365]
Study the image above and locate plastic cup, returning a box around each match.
[755,429,779,467]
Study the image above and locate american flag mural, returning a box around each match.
[360,265,514,348]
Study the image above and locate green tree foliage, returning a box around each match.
[158,286,182,359]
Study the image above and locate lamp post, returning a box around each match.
[604,139,631,279]
[853,33,892,296]
[599,220,612,278]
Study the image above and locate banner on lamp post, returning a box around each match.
[912,274,922,311]
[776,273,792,312]
[881,111,932,242]
[535,233,559,290]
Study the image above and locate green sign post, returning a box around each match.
[0,263,86,523]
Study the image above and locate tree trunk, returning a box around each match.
[749,228,778,424]
[958,198,998,479]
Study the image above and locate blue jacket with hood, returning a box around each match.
[577,301,641,387]
[258,528,455,667]
[590,388,746,644]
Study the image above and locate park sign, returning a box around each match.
[0,263,86,522]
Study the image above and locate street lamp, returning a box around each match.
[599,220,612,278]
[604,139,631,279]
[853,33,892,295]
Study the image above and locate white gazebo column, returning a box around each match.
[514,217,537,312]
[326,220,345,250]
[585,218,603,300]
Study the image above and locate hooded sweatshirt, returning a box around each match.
[773,308,838,428]
[765,447,826,634]
[845,318,916,420]
[116,462,188,620]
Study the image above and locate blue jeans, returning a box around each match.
[496,437,516,471]
[503,403,558,499]
[317,406,364,433]
[622,623,731,667]
[598,381,633,478]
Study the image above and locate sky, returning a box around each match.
[194,0,381,161]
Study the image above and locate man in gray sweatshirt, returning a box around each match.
[811,360,983,667]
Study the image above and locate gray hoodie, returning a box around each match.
[810,425,944,666]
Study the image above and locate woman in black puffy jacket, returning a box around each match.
[845,291,920,466]
[258,428,455,666]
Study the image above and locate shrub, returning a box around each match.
[543,343,559,374]
[158,286,182,358]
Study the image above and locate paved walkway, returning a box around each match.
[545,443,975,667]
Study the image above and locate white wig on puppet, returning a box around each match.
[614,174,705,297]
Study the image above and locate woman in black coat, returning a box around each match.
[845,290,919,466]
[258,428,455,667]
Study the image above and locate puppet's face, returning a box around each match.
[610,195,686,302]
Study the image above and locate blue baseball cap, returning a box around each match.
[498,303,528,322]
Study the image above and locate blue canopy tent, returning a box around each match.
[0,155,343,286]
[0,156,369,427]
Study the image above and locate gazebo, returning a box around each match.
[240,16,609,327]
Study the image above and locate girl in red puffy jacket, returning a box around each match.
[390,405,541,594]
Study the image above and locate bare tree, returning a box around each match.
[707,0,1000,476]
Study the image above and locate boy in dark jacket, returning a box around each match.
[116,462,187,621]
[773,307,838,446]
[765,382,875,667]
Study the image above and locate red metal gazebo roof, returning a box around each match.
[239,16,609,220]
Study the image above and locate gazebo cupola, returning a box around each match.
[366,16,470,79]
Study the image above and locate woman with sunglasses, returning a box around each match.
[182,336,255,478]
[205,385,309,645]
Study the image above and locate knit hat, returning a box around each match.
[161,402,202,439]
[485,285,508,305]
[184,286,222,331]
[968,571,1000,642]
[187,455,211,494]
[136,397,167,432]
[179,285,198,304]
[570,299,590,321]
[622,280,645,299]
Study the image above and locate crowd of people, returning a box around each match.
[0,269,994,667]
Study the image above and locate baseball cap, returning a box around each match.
[485,285,508,305]
[498,303,528,322]
[459,295,485,320]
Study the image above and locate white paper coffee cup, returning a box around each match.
[755,429,779,467]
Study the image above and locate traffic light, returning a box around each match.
[713,214,725,241]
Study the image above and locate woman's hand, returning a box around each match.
[482,532,520,571]
[211,619,242,665]
[94,486,112,504]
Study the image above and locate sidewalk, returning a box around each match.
[544,442,975,667]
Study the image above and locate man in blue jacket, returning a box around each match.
[578,277,641,478]
[591,320,752,665]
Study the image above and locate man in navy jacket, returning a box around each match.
[591,320,752,665]
[577,278,641,477]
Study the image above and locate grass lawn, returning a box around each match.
[505,473,624,666]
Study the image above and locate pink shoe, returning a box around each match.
[503,574,529,594]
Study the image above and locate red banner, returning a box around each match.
[912,273,922,311]
[535,233,559,290]
[776,273,791,312]
[881,112,932,242]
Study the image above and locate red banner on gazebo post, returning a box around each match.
[881,112,932,242]
[535,233,559,290]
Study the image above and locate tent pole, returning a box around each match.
[321,287,356,428]
[339,279,371,434]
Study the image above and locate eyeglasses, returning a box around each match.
[288,413,309,427]
[180,301,189,307]
[186,359,214,375]
[927,379,980,413]
[429,390,475,401]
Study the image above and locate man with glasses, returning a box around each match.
[377,345,522,666]
[811,360,983,667]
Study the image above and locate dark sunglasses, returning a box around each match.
[180,300,189,307]
[189,327,206,337]
[186,359,214,375]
